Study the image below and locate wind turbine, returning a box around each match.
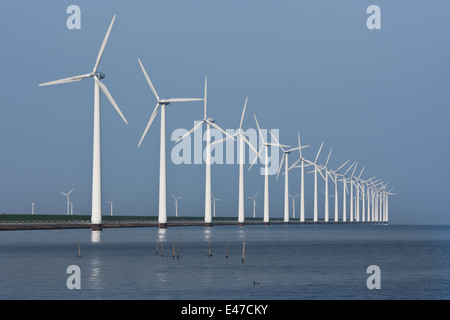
[40,16,128,230]
[171,194,182,217]
[108,201,114,216]
[211,193,222,218]
[136,58,203,228]
[339,162,355,223]
[302,141,324,223]
[31,203,35,215]
[175,77,234,227]
[332,160,350,223]
[271,131,301,224]
[349,163,358,223]
[60,188,74,216]
[287,132,310,223]
[229,98,260,226]
[247,192,259,218]
[317,148,332,223]
[289,193,301,219]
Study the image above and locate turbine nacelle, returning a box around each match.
[206,117,215,123]
[91,72,105,79]
[157,99,171,105]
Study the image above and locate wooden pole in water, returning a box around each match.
[172,242,175,259]
[242,241,246,263]
[156,237,159,255]
[161,240,164,257]
[177,235,180,259]
[226,243,229,259]
[78,243,81,258]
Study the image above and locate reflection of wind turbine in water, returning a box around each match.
[171,194,182,217]
[60,188,74,216]
[176,77,234,227]
[247,192,259,218]
[39,15,128,229]
[136,59,203,228]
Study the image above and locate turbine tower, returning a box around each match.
[39,15,128,230]
[136,58,203,228]
[176,77,234,227]
[171,194,182,217]
[60,188,74,216]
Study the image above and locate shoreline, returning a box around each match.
[0,220,385,231]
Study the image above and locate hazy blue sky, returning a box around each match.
[1,1,449,224]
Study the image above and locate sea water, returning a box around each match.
[1,224,449,300]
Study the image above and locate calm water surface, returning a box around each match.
[1,224,449,300]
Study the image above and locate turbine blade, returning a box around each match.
[248,145,264,171]
[175,120,204,144]
[325,148,333,167]
[93,15,116,73]
[207,121,236,142]
[276,154,285,181]
[67,188,75,195]
[239,97,248,130]
[138,103,159,148]
[314,141,324,163]
[137,58,159,100]
[38,73,91,86]
[94,77,128,125]
[167,98,203,103]
[241,135,261,160]
[253,114,266,143]
[336,160,350,173]
[297,132,302,158]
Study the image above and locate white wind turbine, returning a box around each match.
[271,131,301,224]
[302,141,324,223]
[331,160,350,223]
[211,193,222,218]
[288,193,301,219]
[171,194,182,217]
[175,77,235,227]
[349,163,358,223]
[136,58,203,228]
[247,192,259,218]
[108,201,114,216]
[40,15,128,229]
[60,188,74,216]
[339,162,355,223]
[230,98,260,226]
[287,132,310,223]
[317,148,332,223]
[249,115,288,225]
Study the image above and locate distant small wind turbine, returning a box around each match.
[211,193,222,218]
[108,201,114,216]
[60,188,74,216]
[247,192,259,218]
[171,194,182,217]
[31,202,35,215]
[288,193,300,219]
